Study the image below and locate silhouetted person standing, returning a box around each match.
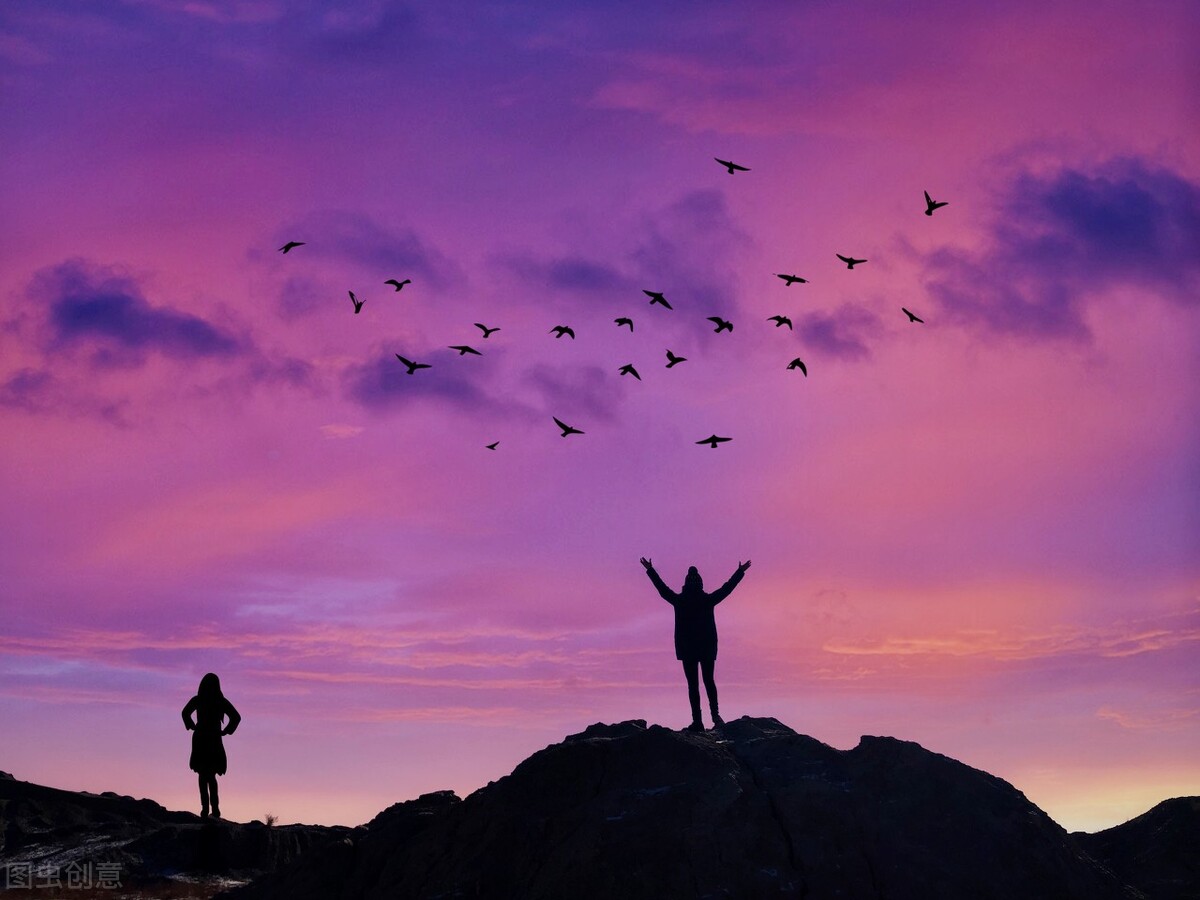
[641,558,751,731]
[182,673,241,819]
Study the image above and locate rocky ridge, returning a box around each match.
[0,770,348,894]
[221,716,1191,900]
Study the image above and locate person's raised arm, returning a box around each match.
[181,696,198,731]
[222,699,242,736]
[640,557,677,604]
[710,559,751,605]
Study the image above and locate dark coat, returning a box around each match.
[645,566,746,661]
[182,693,241,776]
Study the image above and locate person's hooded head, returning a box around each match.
[682,566,704,593]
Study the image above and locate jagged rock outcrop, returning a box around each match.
[220,716,1148,900]
[1075,797,1200,900]
[0,774,349,891]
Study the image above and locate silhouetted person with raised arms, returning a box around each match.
[182,673,241,819]
[641,557,751,732]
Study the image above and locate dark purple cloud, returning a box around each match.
[495,191,748,326]
[343,348,495,413]
[0,367,127,424]
[521,363,622,422]
[30,259,242,366]
[924,158,1200,340]
[275,275,329,321]
[245,355,318,391]
[501,255,631,294]
[1010,162,1200,284]
[275,211,459,289]
[798,305,881,360]
[9,260,314,415]
[0,368,55,412]
[629,190,750,330]
[292,4,422,68]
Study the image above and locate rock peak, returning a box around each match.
[222,715,1152,900]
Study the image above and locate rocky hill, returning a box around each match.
[5,719,1195,900]
[219,717,1194,900]
[1075,797,1200,900]
[0,770,348,894]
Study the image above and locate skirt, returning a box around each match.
[189,728,228,776]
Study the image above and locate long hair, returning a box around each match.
[197,672,223,702]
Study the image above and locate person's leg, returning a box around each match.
[700,658,721,726]
[198,774,210,817]
[681,659,703,729]
[208,775,220,818]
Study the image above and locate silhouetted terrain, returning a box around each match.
[0,770,348,895]
[4,723,1196,900]
[217,718,1196,900]
[1075,797,1200,900]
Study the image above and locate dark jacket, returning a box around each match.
[645,566,745,661]
[182,693,241,775]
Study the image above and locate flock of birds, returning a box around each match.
[277,159,948,450]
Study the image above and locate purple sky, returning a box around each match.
[1,0,1198,831]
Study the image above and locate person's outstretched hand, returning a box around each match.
[640,557,653,571]
[738,559,752,572]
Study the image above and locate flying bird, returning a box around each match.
[707,316,733,333]
[768,315,793,330]
[449,345,481,356]
[902,307,925,323]
[486,441,499,450]
[349,291,364,314]
[775,273,808,286]
[787,358,808,376]
[278,241,305,253]
[837,254,867,269]
[385,278,411,291]
[643,290,672,310]
[475,323,500,338]
[619,363,641,380]
[665,350,687,368]
[553,416,584,437]
[550,325,576,339]
[696,434,732,448]
[614,317,634,331]
[923,191,948,216]
[714,158,749,174]
[395,354,431,374]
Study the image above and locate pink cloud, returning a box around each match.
[823,619,1200,662]
[1096,705,1197,731]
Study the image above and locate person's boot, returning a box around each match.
[200,803,209,819]
[711,700,724,728]
[210,783,221,819]
[685,720,705,732]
